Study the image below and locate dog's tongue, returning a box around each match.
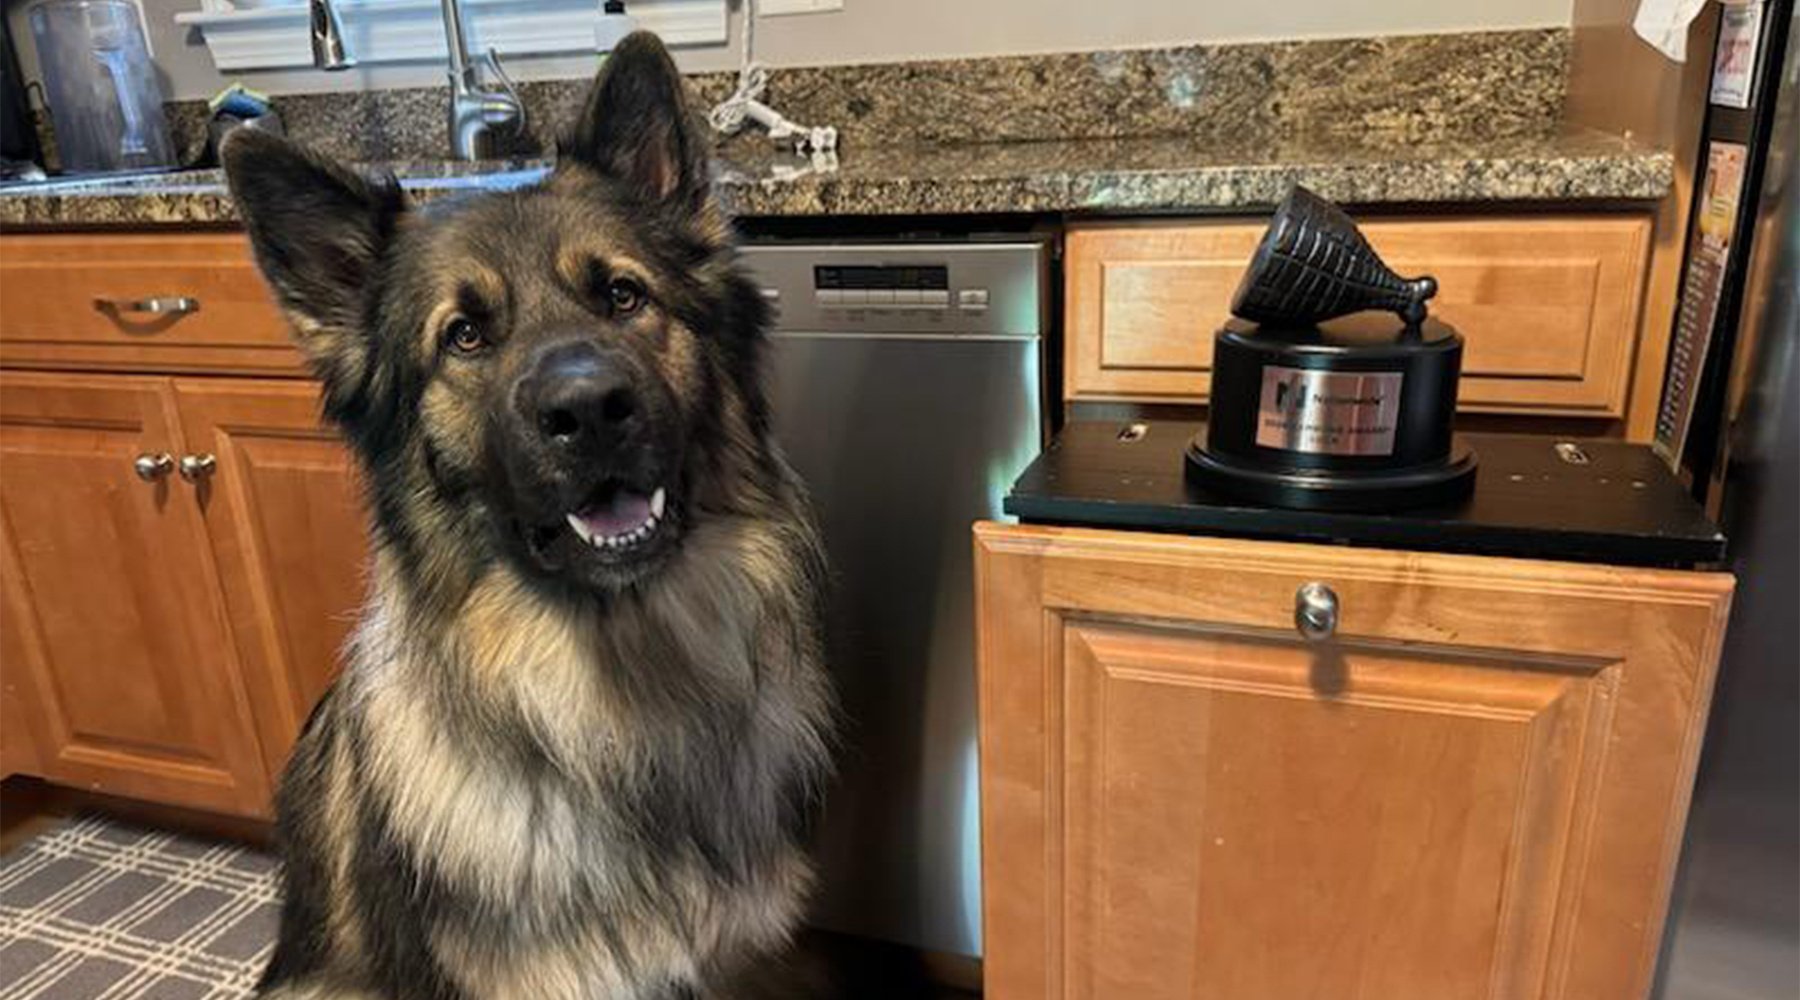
[573,489,652,537]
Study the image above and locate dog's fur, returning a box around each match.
[223,33,834,1000]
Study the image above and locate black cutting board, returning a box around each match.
[1005,421,1726,568]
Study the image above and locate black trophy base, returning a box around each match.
[1185,435,1478,512]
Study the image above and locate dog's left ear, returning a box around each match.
[565,31,708,209]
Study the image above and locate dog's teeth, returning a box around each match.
[563,495,667,557]
[565,513,594,544]
[570,509,661,554]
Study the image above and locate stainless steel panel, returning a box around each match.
[1655,16,1799,998]
[747,240,1046,960]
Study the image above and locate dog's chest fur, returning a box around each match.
[281,515,830,1000]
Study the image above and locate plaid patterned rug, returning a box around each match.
[0,815,278,1000]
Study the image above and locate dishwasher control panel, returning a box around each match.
[739,241,1045,336]
[813,265,950,311]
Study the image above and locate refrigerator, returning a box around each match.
[1652,7,1799,998]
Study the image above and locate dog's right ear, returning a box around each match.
[222,129,404,392]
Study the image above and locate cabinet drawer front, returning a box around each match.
[975,524,1731,1000]
[1066,216,1653,417]
[0,233,301,373]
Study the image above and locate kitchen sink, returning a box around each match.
[395,163,549,190]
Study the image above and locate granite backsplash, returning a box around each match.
[157,27,1570,165]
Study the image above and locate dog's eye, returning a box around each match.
[607,278,646,316]
[445,317,487,354]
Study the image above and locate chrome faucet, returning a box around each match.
[307,0,352,70]
[440,0,524,160]
[307,0,525,161]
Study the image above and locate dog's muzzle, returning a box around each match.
[505,336,675,562]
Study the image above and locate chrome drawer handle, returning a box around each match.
[93,296,200,317]
[178,453,217,482]
[1295,582,1339,641]
[133,453,174,481]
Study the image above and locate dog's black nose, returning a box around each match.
[520,340,639,451]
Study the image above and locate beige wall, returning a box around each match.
[12,0,1574,102]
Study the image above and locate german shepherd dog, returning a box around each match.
[222,32,834,1000]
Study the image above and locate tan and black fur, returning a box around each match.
[223,33,834,1000]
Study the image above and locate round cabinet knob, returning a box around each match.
[178,453,217,482]
[133,453,174,481]
[1294,582,1339,641]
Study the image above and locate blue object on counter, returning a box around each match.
[206,83,283,164]
[208,83,271,119]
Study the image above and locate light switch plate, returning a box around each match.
[758,0,844,16]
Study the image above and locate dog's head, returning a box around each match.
[225,33,774,595]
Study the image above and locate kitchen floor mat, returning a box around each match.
[0,813,276,1000]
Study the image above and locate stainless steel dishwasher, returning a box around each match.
[741,237,1049,961]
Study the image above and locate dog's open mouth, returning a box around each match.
[564,482,667,551]
[519,478,676,578]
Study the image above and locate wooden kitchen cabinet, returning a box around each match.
[976,523,1731,1000]
[0,372,272,815]
[0,231,367,818]
[1064,215,1655,419]
[173,379,366,784]
[2,618,44,777]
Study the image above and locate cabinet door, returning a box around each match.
[2,645,42,777]
[173,379,366,785]
[0,373,270,815]
[975,524,1732,1000]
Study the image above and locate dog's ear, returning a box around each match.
[223,129,404,394]
[565,31,707,209]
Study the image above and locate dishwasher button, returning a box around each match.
[863,288,896,306]
[892,289,923,308]
[921,289,951,309]
[958,288,990,312]
[816,289,843,308]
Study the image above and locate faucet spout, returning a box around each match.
[308,0,354,71]
[441,0,524,159]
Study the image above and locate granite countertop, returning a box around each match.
[0,125,1670,229]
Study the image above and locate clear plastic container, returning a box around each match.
[29,0,175,174]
